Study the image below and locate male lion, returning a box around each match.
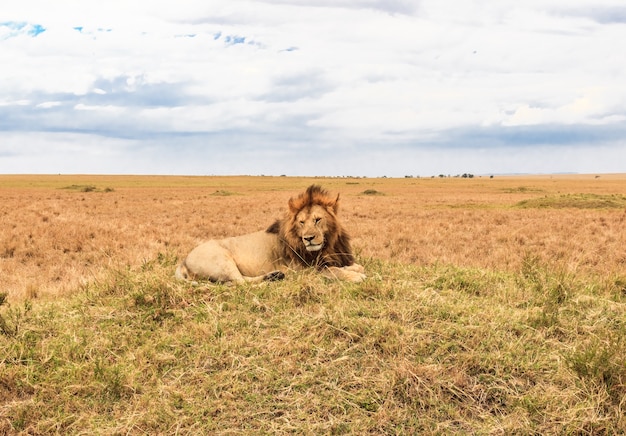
[175,185,366,284]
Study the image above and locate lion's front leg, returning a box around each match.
[323,264,366,283]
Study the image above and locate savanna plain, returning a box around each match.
[1,174,625,435]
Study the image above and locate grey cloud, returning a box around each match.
[0,75,211,139]
[0,103,136,140]
[0,87,325,149]
[589,7,626,24]
[1,102,152,141]
[556,7,626,25]
[259,70,334,102]
[258,0,419,15]
[189,0,418,25]
[430,122,626,150]
[3,75,204,111]
[89,75,203,107]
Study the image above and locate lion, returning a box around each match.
[175,185,366,284]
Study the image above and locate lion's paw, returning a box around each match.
[263,271,286,282]
[346,270,367,283]
[346,263,365,274]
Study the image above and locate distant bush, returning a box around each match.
[361,189,384,196]
[62,184,96,192]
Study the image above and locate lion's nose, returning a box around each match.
[303,235,315,242]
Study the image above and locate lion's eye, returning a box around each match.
[314,217,322,225]
[299,220,305,226]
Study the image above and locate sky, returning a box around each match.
[1,0,625,177]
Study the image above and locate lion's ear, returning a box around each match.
[288,197,299,214]
[331,194,340,214]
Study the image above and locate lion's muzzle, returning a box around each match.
[303,235,323,251]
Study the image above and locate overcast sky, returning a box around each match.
[1,0,625,177]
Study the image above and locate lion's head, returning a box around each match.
[267,185,355,269]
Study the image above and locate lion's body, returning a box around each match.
[176,231,283,283]
[176,185,366,284]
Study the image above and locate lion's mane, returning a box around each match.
[266,185,355,269]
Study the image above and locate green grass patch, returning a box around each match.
[60,185,114,193]
[502,186,544,193]
[516,193,626,209]
[1,255,624,434]
[210,189,238,196]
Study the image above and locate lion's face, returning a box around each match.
[294,204,332,252]
[276,185,354,269]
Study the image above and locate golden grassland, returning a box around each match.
[2,173,625,300]
[1,174,625,434]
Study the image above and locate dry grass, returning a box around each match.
[2,174,625,301]
[1,174,626,434]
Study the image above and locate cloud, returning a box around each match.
[1,0,625,176]
[435,122,626,149]
[259,0,420,15]
[88,75,198,107]
[259,70,334,102]
[562,6,626,24]
[0,21,45,39]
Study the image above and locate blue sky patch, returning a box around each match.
[0,21,46,39]
[28,24,46,36]
[224,35,246,45]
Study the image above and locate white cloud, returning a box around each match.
[1,0,625,175]
[36,101,62,109]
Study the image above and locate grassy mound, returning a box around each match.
[1,254,625,434]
